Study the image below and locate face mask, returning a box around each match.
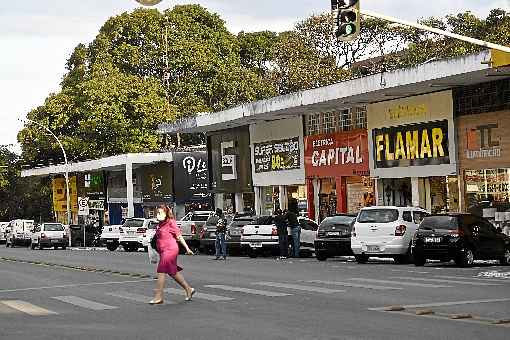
[156,212,166,222]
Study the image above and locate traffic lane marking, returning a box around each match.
[306,280,403,291]
[390,276,502,286]
[52,296,118,311]
[205,285,292,297]
[349,278,452,288]
[164,288,234,302]
[1,300,58,316]
[434,275,510,283]
[105,291,178,304]
[368,297,510,311]
[0,279,155,294]
[253,282,346,294]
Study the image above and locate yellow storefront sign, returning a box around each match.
[52,177,78,213]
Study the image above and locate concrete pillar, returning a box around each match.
[336,177,347,213]
[254,187,263,215]
[235,192,244,213]
[215,193,224,211]
[126,162,134,218]
[313,179,320,222]
[424,178,432,211]
[411,177,420,208]
[279,186,288,211]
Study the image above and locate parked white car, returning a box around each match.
[241,215,319,258]
[138,220,159,250]
[0,222,9,244]
[119,218,157,252]
[351,206,429,264]
[5,219,34,248]
[31,223,68,250]
[100,224,122,251]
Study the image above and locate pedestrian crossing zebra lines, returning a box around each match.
[0,274,503,317]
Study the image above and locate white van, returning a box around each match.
[5,219,35,248]
[351,206,428,264]
[0,222,9,243]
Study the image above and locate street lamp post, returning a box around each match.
[23,118,72,246]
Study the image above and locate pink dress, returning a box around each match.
[156,219,183,276]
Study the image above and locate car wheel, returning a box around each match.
[414,255,426,266]
[106,242,118,251]
[355,254,369,264]
[316,252,328,261]
[500,249,510,266]
[455,248,474,267]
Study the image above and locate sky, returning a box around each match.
[0,0,508,151]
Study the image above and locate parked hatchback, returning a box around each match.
[412,213,510,267]
[31,223,68,250]
[351,206,428,264]
[314,214,357,261]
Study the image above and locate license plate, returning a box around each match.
[425,237,442,243]
[51,239,59,243]
[249,242,262,248]
[106,240,114,243]
[366,245,380,252]
[327,232,340,236]
[230,230,240,236]
[128,231,135,235]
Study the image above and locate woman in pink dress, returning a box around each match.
[150,205,195,304]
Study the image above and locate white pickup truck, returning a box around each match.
[100,224,123,251]
[30,223,68,250]
[177,211,213,252]
[241,216,319,258]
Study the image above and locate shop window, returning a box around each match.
[339,109,353,131]
[464,168,510,218]
[353,106,367,129]
[323,111,336,134]
[454,79,510,117]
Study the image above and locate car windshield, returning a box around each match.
[255,216,274,225]
[231,217,257,227]
[123,219,144,228]
[45,224,64,231]
[420,216,458,230]
[358,209,399,223]
[191,214,210,221]
[321,216,356,228]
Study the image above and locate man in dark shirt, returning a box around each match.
[273,208,288,260]
[285,209,300,258]
[214,209,227,260]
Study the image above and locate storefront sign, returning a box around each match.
[373,120,450,169]
[387,104,427,122]
[52,176,78,213]
[253,137,300,173]
[173,152,211,204]
[465,123,502,159]
[305,130,369,177]
[140,162,173,203]
[208,127,252,193]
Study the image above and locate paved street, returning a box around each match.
[1,247,509,340]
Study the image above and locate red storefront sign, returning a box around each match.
[304,130,369,178]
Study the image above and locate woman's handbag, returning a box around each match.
[150,233,158,251]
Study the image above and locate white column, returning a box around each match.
[235,192,244,213]
[254,187,263,215]
[424,178,432,211]
[215,193,224,211]
[126,162,134,218]
[279,186,288,211]
[411,177,420,208]
[313,179,320,222]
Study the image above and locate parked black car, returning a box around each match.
[412,213,510,267]
[314,214,357,261]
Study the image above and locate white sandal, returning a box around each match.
[185,288,196,301]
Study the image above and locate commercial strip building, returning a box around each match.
[159,50,510,221]
[21,152,212,224]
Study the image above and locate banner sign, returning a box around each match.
[140,162,173,203]
[253,137,300,173]
[305,130,369,177]
[373,120,450,169]
[173,152,211,204]
[52,176,78,213]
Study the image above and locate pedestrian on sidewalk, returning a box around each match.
[285,209,301,258]
[274,208,288,260]
[150,205,195,305]
[214,208,227,260]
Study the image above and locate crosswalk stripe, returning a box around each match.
[307,280,403,291]
[435,275,510,282]
[1,300,58,316]
[205,285,292,297]
[349,278,452,288]
[164,288,234,302]
[391,276,501,286]
[52,296,117,310]
[253,282,345,294]
[105,291,177,304]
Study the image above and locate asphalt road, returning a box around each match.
[1,246,509,340]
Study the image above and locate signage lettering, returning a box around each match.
[221,141,237,181]
[253,137,300,173]
[373,120,450,168]
[466,123,502,159]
